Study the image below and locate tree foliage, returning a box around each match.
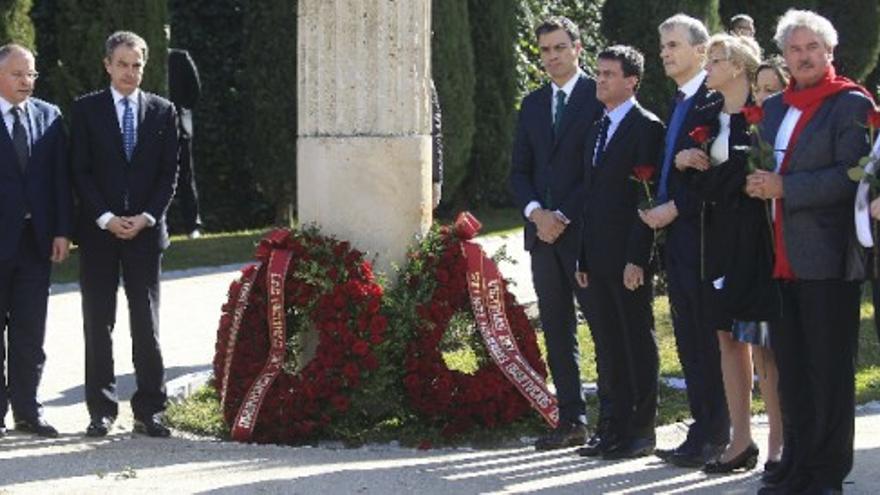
[432,0,476,207]
[462,0,519,208]
[240,0,297,226]
[169,0,273,231]
[31,0,168,112]
[0,0,35,49]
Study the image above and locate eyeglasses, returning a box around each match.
[8,71,39,81]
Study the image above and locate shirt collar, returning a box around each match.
[604,96,636,124]
[678,70,706,100]
[110,86,141,107]
[0,95,27,116]
[552,69,584,98]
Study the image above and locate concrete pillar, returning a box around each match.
[297,0,432,277]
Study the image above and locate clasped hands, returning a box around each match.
[107,214,150,240]
[744,170,784,200]
[530,208,567,244]
[575,263,644,291]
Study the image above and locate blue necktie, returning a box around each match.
[657,91,692,202]
[122,97,135,161]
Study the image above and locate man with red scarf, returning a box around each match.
[746,9,872,494]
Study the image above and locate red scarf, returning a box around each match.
[772,66,872,279]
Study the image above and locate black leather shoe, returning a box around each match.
[576,428,613,457]
[14,418,59,438]
[535,421,587,451]
[758,472,812,494]
[668,449,705,468]
[703,442,759,473]
[85,416,115,437]
[133,416,171,438]
[761,457,792,486]
[602,435,656,460]
[655,437,694,461]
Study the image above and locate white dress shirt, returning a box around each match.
[0,95,30,148]
[594,96,636,159]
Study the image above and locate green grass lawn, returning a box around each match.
[51,229,269,285]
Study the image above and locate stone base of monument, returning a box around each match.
[298,136,432,277]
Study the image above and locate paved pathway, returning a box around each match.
[1,232,879,494]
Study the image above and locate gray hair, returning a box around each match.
[105,31,149,63]
[659,14,710,46]
[774,9,838,51]
[0,44,34,66]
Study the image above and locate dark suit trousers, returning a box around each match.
[530,236,587,425]
[775,280,860,487]
[175,134,201,232]
[80,237,166,420]
[0,222,50,423]
[583,273,658,437]
[664,228,729,446]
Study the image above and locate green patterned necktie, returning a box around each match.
[553,90,567,136]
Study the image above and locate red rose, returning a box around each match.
[403,374,420,391]
[330,395,350,412]
[688,125,712,144]
[333,292,346,309]
[868,107,880,129]
[741,105,764,125]
[342,362,359,381]
[352,340,369,356]
[362,352,379,370]
[631,164,655,182]
[369,314,387,334]
[366,298,380,315]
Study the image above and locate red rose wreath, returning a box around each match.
[213,228,386,444]
[396,213,558,437]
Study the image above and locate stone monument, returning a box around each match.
[297,0,433,276]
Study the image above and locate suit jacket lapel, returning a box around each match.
[600,104,638,166]
[133,91,149,160]
[761,98,789,162]
[101,89,128,162]
[536,85,553,151]
[24,100,42,143]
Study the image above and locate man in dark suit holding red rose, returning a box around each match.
[575,45,664,460]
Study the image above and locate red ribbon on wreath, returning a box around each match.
[229,232,294,441]
[454,212,560,427]
[218,263,260,410]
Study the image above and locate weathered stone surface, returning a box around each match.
[298,136,431,275]
[298,0,432,276]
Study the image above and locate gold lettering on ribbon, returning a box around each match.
[462,241,559,427]
[231,248,293,441]
[221,267,259,408]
